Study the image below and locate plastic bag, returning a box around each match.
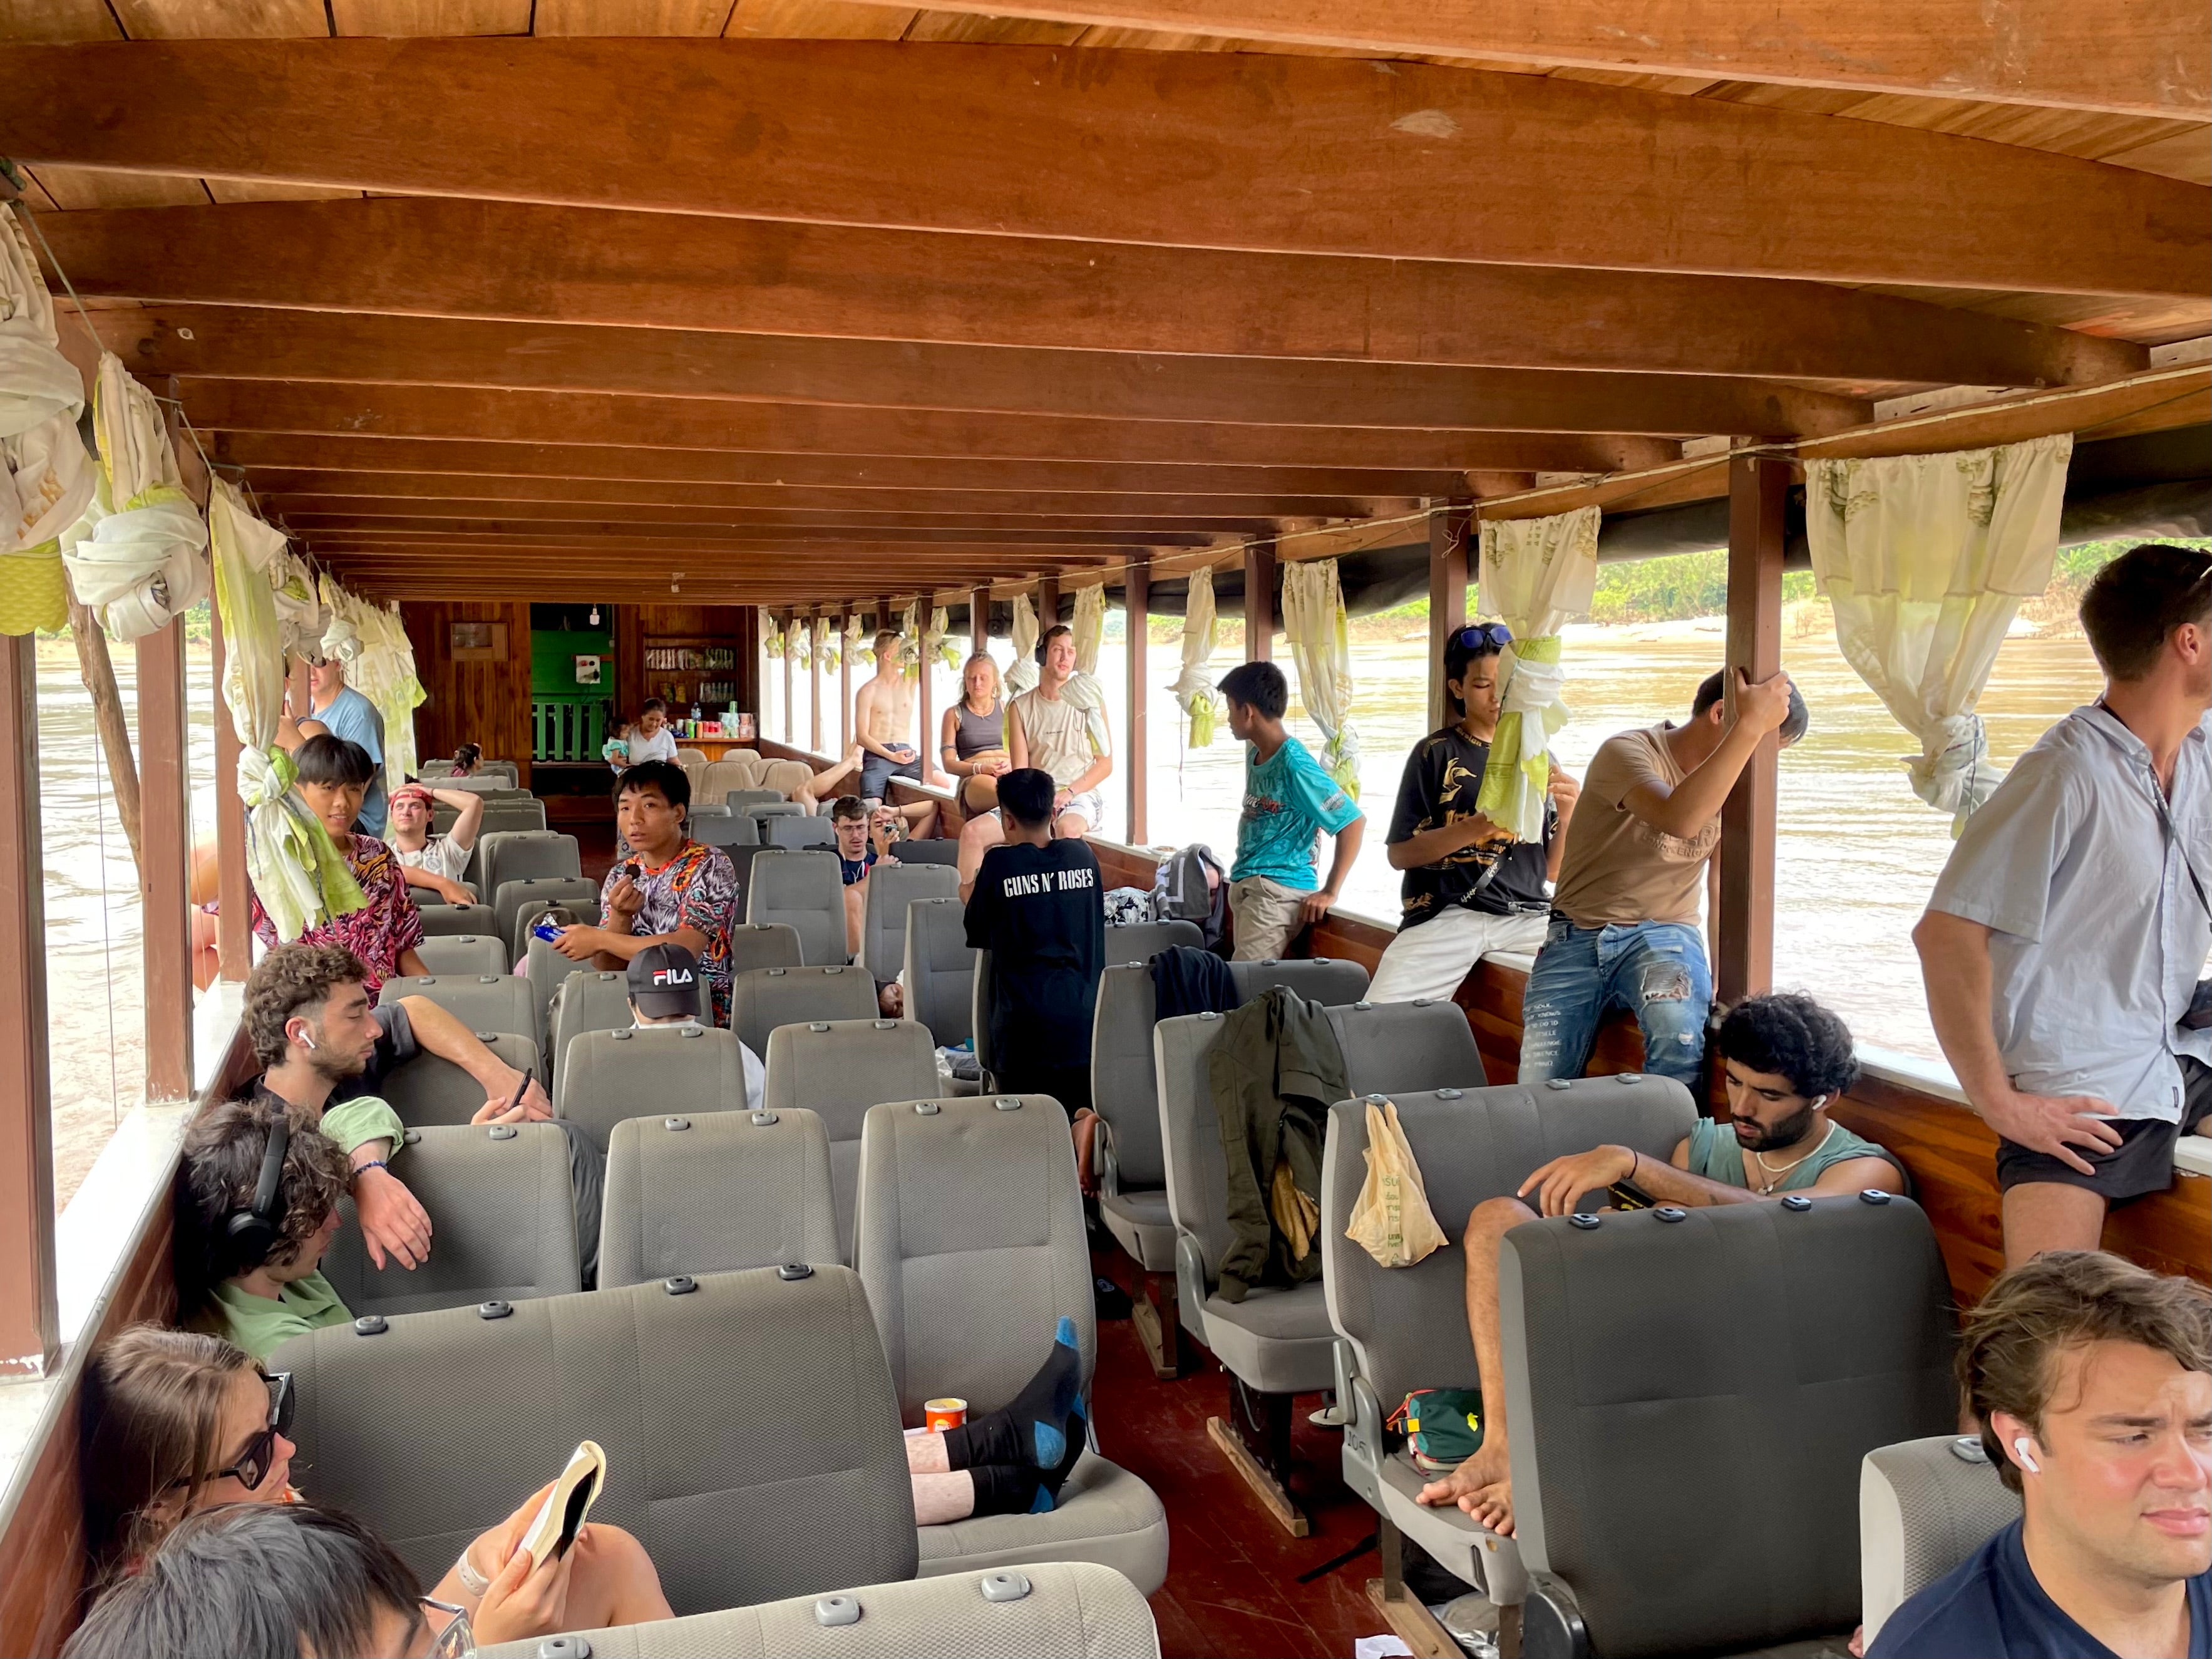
[1346,1097,1447,1268]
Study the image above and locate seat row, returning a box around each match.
[279,1092,1172,1620]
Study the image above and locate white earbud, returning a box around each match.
[296,1026,317,1052]
[1811,1094,1828,1108]
[2013,1436,2041,1475]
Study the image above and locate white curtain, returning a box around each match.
[326,577,426,792]
[1006,591,1041,694]
[269,547,324,660]
[1170,564,1222,747]
[899,602,920,677]
[1806,435,2072,830]
[0,204,92,636]
[1071,581,1106,674]
[61,353,210,641]
[1474,505,1601,842]
[1279,557,1360,796]
[928,604,957,671]
[810,614,833,676]
[208,478,364,939]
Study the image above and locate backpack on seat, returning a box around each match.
[1151,843,1227,950]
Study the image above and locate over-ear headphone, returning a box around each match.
[225,1111,291,1269]
[2013,1436,2042,1475]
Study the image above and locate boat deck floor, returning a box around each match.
[578,822,1388,1656]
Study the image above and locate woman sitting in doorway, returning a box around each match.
[607,699,677,771]
[940,652,1011,819]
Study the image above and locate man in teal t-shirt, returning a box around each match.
[1220,661,1366,963]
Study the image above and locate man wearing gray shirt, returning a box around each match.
[1915,544,2212,1265]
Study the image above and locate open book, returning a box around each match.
[520,1440,605,1568]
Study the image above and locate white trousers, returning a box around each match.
[1367,905,1551,1005]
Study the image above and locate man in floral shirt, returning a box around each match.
[552,760,738,1025]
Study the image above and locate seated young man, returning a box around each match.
[384,780,484,906]
[830,794,908,1015]
[625,942,765,1113]
[177,1094,358,1360]
[1418,992,1905,1536]
[552,760,738,1026]
[962,767,1107,1115]
[1217,660,1366,963]
[1369,624,1579,1003]
[1871,1251,2210,1659]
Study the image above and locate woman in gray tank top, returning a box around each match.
[940,653,1010,814]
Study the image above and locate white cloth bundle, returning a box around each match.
[62,353,209,641]
[1169,565,1222,747]
[1006,592,1041,694]
[1071,581,1106,674]
[1279,557,1360,795]
[1474,506,1600,843]
[0,204,94,635]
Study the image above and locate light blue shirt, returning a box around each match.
[1231,735,1362,891]
[1926,704,2212,1122]
[314,683,388,837]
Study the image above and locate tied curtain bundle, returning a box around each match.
[899,603,920,676]
[1279,557,1361,797]
[269,549,324,659]
[1805,435,2072,831]
[929,605,957,671]
[763,619,786,659]
[1170,564,1222,747]
[1474,505,1601,842]
[815,615,840,674]
[1006,591,1041,693]
[0,204,93,636]
[1071,581,1106,674]
[842,613,865,672]
[208,478,364,940]
[62,352,209,642]
[326,579,426,791]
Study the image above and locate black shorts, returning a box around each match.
[859,750,923,798]
[1995,1056,2212,1204]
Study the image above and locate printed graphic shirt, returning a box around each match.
[965,839,1108,1077]
[250,834,424,999]
[1230,736,1362,892]
[599,839,738,1026]
[1387,726,1555,928]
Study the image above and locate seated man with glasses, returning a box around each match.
[1369,624,1581,1003]
[75,1326,671,1655]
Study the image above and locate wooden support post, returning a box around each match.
[1243,541,1277,661]
[1427,502,1473,732]
[779,611,794,744]
[1033,576,1057,635]
[1126,559,1150,845]
[1717,453,1788,1008]
[207,601,252,982]
[970,586,990,655]
[807,609,823,755]
[915,595,937,785]
[137,620,194,1102]
[0,634,60,1375]
[837,607,851,753]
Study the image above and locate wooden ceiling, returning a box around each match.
[1,0,2204,609]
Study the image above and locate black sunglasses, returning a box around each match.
[170,1372,294,1494]
[1451,623,1515,652]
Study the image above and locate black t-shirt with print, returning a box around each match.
[965,838,1107,1080]
[1386,725,1555,929]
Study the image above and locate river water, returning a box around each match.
[46,612,2107,1209]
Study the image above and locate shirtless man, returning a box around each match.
[853,631,925,800]
[1416,992,1905,1537]
[956,625,1113,890]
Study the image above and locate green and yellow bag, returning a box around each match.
[1389,1388,1485,1475]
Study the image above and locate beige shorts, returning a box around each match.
[1228,875,1311,962]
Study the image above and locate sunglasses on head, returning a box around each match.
[423,1597,476,1658]
[170,1371,294,1494]
[1451,623,1515,651]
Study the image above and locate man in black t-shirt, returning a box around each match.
[964,767,1107,1115]
[1367,625,1582,1004]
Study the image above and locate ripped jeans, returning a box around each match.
[1516,915,1712,1090]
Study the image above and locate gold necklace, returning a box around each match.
[1751,1124,1836,1194]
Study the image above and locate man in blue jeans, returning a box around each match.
[1518,666,1805,1088]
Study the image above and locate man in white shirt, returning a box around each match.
[1916,544,2212,1265]
[384,782,484,906]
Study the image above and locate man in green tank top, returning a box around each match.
[1417,991,1906,1539]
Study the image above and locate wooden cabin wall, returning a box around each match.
[400,602,533,783]
[614,604,754,725]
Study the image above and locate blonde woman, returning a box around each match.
[939,652,1011,817]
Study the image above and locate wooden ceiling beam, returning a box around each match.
[297,527,1213,550]
[216,432,1477,499]
[810,0,2208,118]
[3,41,2198,296]
[185,382,1678,472]
[101,306,1871,438]
[244,471,1415,518]
[272,500,1298,533]
[38,199,2144,388]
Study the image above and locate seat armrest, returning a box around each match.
[1340,1356,1387,1505]
[1098,1126,1121,1199]
[1173,1229,1210,1339]
[1525,1573,1591,1659]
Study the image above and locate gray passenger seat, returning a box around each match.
[862,862,959,985]
[475,1561,1161,1659]
[693,813,758,848]
[1227,956,1370,1005]
[546,968,713,1103]
[411,933,508,978]
[1859,1435,2021,1651]
[376,1031,543,1125]
[376,973,539,1053]
[728,964,877,1058]
[600,1107,838,1288]
[1319,1078,1695,1635]
[1103,918,1203,962]
[854,1095,1171,1593]
[903,897,975,1048]
[765,815,837,850]
[1503,1195,1958,1657]
[726,920,804,976]
[476,830,582,902]
[560,1022,754,1152]
[492,876,599,954]
[415,901,496,939]
[271,1266,919,1616]
[319,1123,579,1316]
[763,1018,940,1263]
[745,849,845,965]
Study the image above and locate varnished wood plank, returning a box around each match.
[331,0,533,34]
[724,0,912,37]
[110,0,329,37]
[1,41,2201,295]
[23,163,207,209]
[535,0,734,33]
[1715,453,1786,1005]
[181,380,1680,472]
[0,1,121,41]
[0,636,59,1376]
[41,198,2146,386]
[218,431,1476,499]
[136,623,195,1101]
[277,500,1290,532]
[98,305,1874,438]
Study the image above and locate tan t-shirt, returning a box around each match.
[1548,724,1721,928]
[1010,688,1098,788]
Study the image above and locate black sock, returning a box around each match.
[965,1462,1055,1517]
[942,1316,1083,1475]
